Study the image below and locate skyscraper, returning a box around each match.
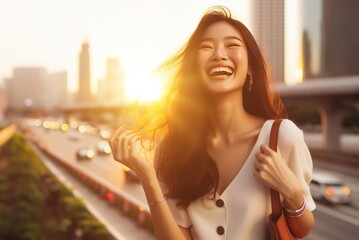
[77,41,92,102]
[105,58,125,102]
[6,67,67,113]
[97,58,126,104]
[321,0,359,77]
[301,0,359,79]
[252,0,285,84]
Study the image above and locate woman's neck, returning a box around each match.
[209,91,261,144]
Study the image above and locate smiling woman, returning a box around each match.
[108,6,315,240]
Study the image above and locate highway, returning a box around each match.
[23,120,359,240]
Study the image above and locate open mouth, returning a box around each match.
[207,66,234,78]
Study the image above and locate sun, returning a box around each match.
[125,71,163,103]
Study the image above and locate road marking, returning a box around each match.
[316,204,359,227]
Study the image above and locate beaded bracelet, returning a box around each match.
[283,198,307,217]
[147,195,168,206]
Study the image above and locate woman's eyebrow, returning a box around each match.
[225,36,242,42]
[199,36,242,42]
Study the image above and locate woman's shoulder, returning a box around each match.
[262,118,302,134]
[260,119,304,148]
[277,119,305,147]
[279,119,303,135]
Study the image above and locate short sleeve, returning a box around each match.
[278,120,316,211]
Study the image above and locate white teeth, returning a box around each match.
[209,67,233,75]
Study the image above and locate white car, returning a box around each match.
[76,147,95,160]
[96,141,111,155]
[309,171,351,205]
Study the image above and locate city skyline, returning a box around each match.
[0,0,250,100]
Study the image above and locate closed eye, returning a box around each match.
[199,44,212,50]
[227,43,241,48]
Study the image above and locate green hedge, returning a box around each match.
[0,132,114,240]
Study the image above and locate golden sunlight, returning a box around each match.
[125,72,163,103]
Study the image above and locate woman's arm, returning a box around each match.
[281,189,314,238]
[254,144,315,238]
[108,127,192,240]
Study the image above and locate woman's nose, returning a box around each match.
[212,46,227,61]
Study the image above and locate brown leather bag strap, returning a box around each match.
[269,119,283,220]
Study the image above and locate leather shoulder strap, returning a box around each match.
[270,119,283,220]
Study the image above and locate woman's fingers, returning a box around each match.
[122,133,138,160]
[108,126,125,158]
[129,135,140,157]
[108,126,140,163]
[259,144,275,156]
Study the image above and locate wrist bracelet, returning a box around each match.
[285,208,306,218]
[284,197,307,217]
[147,195,167,206]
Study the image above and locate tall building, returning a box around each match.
[301,0,359,79]
[78,41,92,102]
[0,85,8,119]
[321,0,359,77]
[6,67,68,113]
[252,0,285,83]
[98,58,126,104]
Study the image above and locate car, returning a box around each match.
[99,128,113,140]
[76,147,95,160]
[309,170,351,205]
[96,141,111,155]
[68,132,81,141]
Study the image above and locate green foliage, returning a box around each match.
[288,105,321,125]
[0,131,114,239]
[17,222,43,240]
[60,218,72,232]
[343,109,359,128]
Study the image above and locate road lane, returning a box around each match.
[306,205,359,240]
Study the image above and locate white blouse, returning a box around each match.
[164,119,316,240]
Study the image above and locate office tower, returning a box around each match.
[6,67,67,113]
[106,58,125,102]
[321,0,359,77]
[78,41,92,102]
[252,0,285,84]
[0,85,8,119]
[302,0,359,79]
[98,58,126,104]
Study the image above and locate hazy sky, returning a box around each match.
[0,0,250,98]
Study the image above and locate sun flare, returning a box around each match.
[125,72,163,103]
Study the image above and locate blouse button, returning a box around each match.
[217,226,225,235]
[216,199,224,207]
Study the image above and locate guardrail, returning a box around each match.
[0,124,16,147]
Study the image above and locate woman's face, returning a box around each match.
[197,21,249,94]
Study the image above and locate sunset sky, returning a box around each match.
[0,0,250,101]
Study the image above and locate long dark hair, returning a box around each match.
[152,6,286,207]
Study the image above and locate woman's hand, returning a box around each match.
[108,126,155,180]
[253,144,303,201]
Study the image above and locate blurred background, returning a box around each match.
[0,0,358,239]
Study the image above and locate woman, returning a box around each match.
[109,6,315,240]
